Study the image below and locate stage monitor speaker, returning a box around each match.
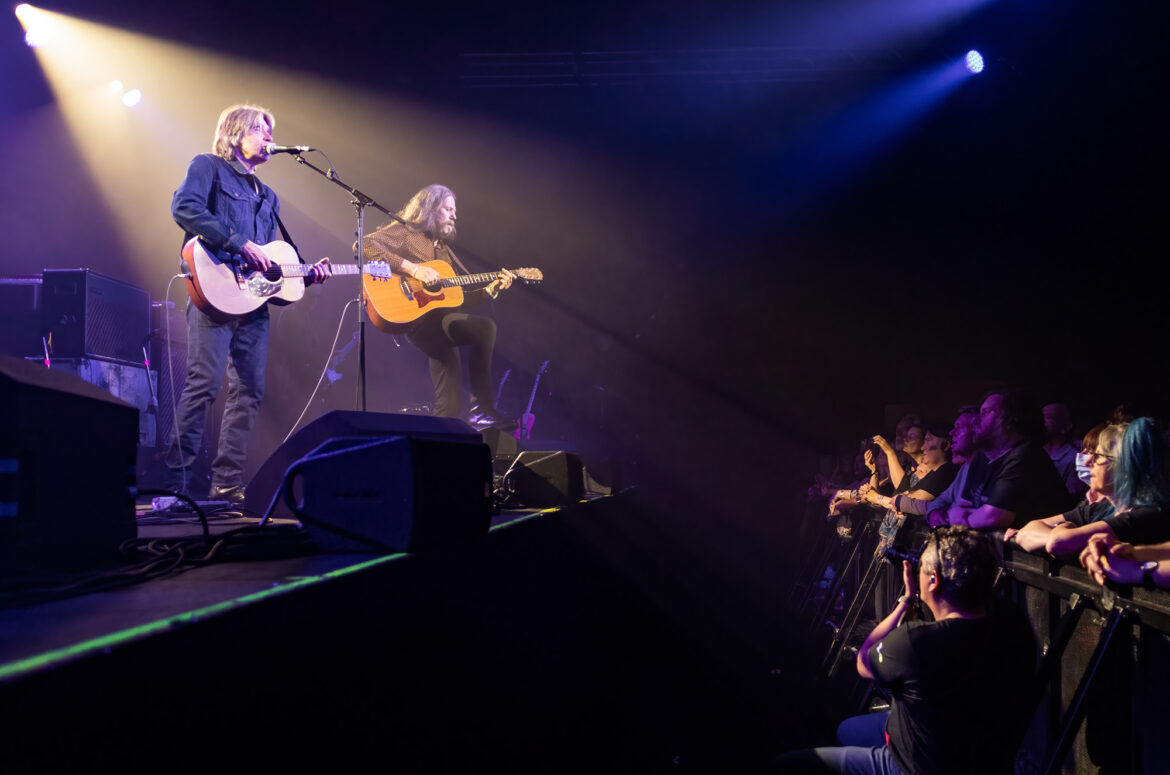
[0,354,138,565]
[42,269,150,364]
[247,410,486,517]
[280,435,492,553]
[505,450,585,508]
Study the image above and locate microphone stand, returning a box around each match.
[289,154,406,411]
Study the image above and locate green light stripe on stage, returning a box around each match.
[489,506,562,530]
[0,504,574,684]
[0,551,407,684]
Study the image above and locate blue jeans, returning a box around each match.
[773,713,904,775]
[165,303,268,495]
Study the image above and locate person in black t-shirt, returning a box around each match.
[773,528,1037,774]
[944,390,1072,531]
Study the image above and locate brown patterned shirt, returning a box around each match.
[361,222,489,308]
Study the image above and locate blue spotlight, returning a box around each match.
[965,50,984,74]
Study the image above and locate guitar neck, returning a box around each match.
[440,271,511,288]
[279,263,362,277]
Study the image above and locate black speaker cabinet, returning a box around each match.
[42,269,150,364]
[0,354,138,565]
[505,450,585,507]
[247,410,488,518]
[0,276,42,359]
[280,435,492,553]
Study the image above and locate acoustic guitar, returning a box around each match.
[183,238,392,322]
[363,259,542,333]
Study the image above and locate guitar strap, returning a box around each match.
[273,210,305,264]
[440,242,471,275]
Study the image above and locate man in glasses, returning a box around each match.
[165,104,332,503]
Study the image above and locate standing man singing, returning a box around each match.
[165,104,332,503]
[362,184,516,429]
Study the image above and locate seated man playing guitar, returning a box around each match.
[362,184,517,429]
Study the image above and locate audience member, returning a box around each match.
[1043,402,1089,497]
[1039,417,1170,553]
[1007,422,1116,553]
[893,413,922,460]
[943,390,1072,531]
[871,425,924,498]
[863,429,958,555]
[887,407,987,523]
[1080,532,1170,590]
[774,527,1036,774]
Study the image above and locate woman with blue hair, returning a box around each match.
[1034,418,1170,557]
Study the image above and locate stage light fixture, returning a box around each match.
[15,3,48,47]
[965,50,984,74]
[121,88,142,107]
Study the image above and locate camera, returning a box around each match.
[882,547,922,566]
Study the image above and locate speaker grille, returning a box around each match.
[43,269,150,363]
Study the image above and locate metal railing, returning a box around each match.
[796,511,1170,773]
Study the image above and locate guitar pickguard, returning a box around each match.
[245,270,284,299]
[413,288,446,309]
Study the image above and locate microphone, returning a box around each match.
[264,143,313,155]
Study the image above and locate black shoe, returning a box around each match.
[468,405,518,431]
[208,484,246,505]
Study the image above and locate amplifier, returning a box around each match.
[42,269,150,364]
[29,357,156,446]
[0,276,43,358]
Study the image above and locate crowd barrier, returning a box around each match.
[793,505,1170,774]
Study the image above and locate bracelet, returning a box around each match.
[896,593,917,606]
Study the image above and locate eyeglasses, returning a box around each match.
[1089,452,1115,466]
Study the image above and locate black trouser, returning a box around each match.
[407,311,497,418]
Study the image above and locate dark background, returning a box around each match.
[1,0,1167,644]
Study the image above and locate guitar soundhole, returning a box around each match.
[263,266,284,281]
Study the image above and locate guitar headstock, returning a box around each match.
[366,261,394,279]
[513,268,543,284]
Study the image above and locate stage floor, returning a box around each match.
[0,505,551,681]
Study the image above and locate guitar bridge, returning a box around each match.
[399,278,414,301]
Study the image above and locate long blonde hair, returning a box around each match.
[212,104,274,160]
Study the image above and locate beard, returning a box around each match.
[436,221,457,243]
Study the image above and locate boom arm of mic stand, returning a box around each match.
[290,155,405,411]
[292,155,401,223]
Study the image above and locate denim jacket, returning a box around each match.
[171,153,280,266]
